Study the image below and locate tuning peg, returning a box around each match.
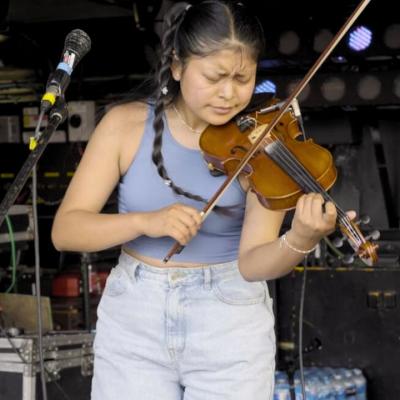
[332,236,345,248]
[342,254,355,264]
[356,215,370,225]
[365,230,380,241]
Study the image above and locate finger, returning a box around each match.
[175,212,201,237]
[346,210,356,220]
[322,201,337,225]
[170,225,191,245]
[296,194,306,215]
[302,193,320,219]
[310,194,325,219]
[176,205,203,227]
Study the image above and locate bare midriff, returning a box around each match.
[122,245,208,268]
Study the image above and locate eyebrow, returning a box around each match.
[212,70,251,78]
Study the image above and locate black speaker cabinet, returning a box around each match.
[276,267,400,400]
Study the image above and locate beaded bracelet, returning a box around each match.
[279,233,317,254]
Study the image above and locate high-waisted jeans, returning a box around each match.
[91,251,276,400]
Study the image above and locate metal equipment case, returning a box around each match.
[0,331,94,400]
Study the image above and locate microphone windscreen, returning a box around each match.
[64,29,91,65]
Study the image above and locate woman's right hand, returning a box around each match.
[140,203,203,245]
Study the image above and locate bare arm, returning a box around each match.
[51,102,149,252]
[52,102,203,253]
[238,191,337,281]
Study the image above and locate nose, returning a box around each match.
[218,79,234,100]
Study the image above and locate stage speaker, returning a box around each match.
[67,101,96,142]
[277,267,400,400]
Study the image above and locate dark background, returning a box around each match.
[1,1,400,398]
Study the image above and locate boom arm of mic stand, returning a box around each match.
[0,101,68,228]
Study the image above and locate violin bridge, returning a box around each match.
[248,124,269,144]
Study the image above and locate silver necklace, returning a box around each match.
[172,104,202,134]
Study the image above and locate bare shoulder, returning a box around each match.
[54,101,150,215]
[93,101,150,175]
[97,101,149,140]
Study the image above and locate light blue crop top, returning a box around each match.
[119,104,247,263]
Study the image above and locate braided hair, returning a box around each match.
[152,0,265,204]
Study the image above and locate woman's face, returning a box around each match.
[172,48,257,126]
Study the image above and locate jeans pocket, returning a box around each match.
[103,264,128,297]
[212,272,266,305]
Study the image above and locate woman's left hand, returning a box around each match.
[289,193,338,247]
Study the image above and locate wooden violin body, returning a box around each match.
[200,99,337,210]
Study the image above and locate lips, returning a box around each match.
[211,106,234,114]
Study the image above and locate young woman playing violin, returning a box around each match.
[52,1,351,398]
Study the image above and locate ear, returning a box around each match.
[170,55,183,82]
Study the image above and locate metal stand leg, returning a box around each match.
[22,372,36,400]
[80,253,91,331]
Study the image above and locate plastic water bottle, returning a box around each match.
[274,371,291,400]
[351,368,367,400]
[329,368,347,400]
[294,369,319,400]
[314,368,335,400]
[326,368,346,400]
[339,368,357,399]
[308,368,323,400]
[294,374,303,399]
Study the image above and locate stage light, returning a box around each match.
[357,75,381,100]
[313,29,333,53]
[348,26,372,51]
[383,24,400,49]
[320,77,346,101]
[255,79,276,94]
[278,30,300,55]
[331,56,348,63]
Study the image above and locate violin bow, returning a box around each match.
[163,0,371,263]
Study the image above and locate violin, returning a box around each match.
[200,97,337,211]
[199,97,378,266]
[163,0,378,265]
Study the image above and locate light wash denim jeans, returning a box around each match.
[91,251,276,400]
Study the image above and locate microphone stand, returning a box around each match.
[0,99,68,227]
[0,99,68,400]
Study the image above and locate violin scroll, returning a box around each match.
[336,214,379,266]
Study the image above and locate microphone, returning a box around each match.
[41,29,91,113]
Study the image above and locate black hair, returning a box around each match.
[151,0,265,205]
[124,1,265,206]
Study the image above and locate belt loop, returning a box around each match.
[130,261,139,283]
[122,260,139,284]
[203,267,211,290]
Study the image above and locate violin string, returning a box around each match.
[270,140,363,247]
[251,123,363,246]
[271,146,362,248]
[263,136,363,246]
[269,138,363,246]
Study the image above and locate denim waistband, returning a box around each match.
[117,251,239,289]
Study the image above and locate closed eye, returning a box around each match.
[204,74,222,82]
